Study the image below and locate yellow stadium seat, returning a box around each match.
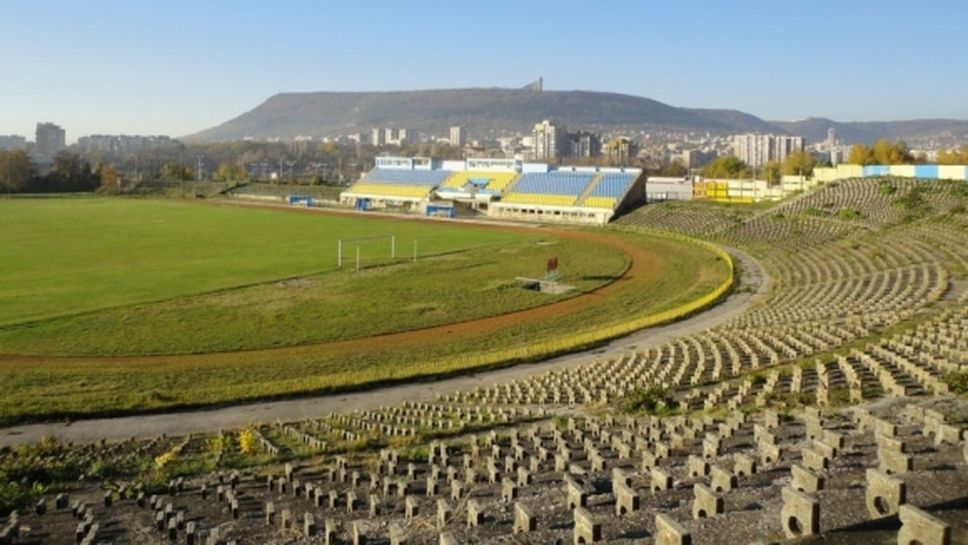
[501,193,577,207]
[441,171,519,191]
[582,196,617,209]
[346,183,432,198]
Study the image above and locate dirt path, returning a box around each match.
[0,243,766,447]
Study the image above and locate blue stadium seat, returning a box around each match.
[364,169,451,186]
[512,172,596,196]
[590,173,636,198]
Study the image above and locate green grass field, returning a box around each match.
[0,198,550,326]
[0,198,626,355]
[0,197,732,424]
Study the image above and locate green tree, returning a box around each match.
[702,155,748,178]
[213,161,246,182]
[44,151,97,192]
[760,161,782,184]
[160,162,194,181]
[781,151,817,177]
[97,163,121,191]
[847,144,875,165]
[317,141,339,157]
[871,138,912,164]
[0,149,37,193]
[936,145,968,164]
[655,159,687,177]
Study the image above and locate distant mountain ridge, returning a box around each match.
[185,87,968,144]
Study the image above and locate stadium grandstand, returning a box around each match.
[340,156,645,224]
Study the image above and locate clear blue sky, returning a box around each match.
[3,0,967,141]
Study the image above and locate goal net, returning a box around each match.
[337,234,420,271]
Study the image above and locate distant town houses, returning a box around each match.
[0,134,27,151]
[7,117,964,189]
[3,122,180,165]
[76,134,177,155]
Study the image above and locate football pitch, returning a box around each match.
[0,198,564,326]
[0,197,732,423]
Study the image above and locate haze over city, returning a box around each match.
[3,0,968,140]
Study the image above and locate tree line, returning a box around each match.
[846,139,917,165]
[701,151,818,183]
[0,149,108,193]
[935,145,968,165]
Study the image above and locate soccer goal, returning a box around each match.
[337,234,419,271]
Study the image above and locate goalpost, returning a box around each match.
[337,234,417,271]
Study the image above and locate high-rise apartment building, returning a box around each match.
[371,127,386,146]
[827,128,838,166]
[605,137,637,164]
[731,133,804,168]
[568,131,601,158]
[449,126,464,147]
[532,120,566,161]
[35,122,66,161]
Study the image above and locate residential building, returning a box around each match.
[677,149,717,168]
[604,137,637,164]
[371,127,386,146]
[378,128,414,147]
[568,131,601,158]
[449,126,464,148]
[76,134,174,155]
[731,133,804,168]
[532,120,566,161]
[0,135,27,151]
[35,122,66,161]
[827,128,838,165]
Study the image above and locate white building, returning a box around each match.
[449,126,464,148]
[532,120,566,161]
[732,133,804,168]
[371,127,386,146]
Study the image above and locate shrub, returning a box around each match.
[206,432,227,455]
[836,208,863,220]
[944,370,968,394]
[238,426,259,455]
[620,386,678,415]
[154,451,176,469]
[803,207,826,217]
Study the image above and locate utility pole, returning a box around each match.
[196,155,204,181]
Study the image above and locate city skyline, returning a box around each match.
[3,0,968,141]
